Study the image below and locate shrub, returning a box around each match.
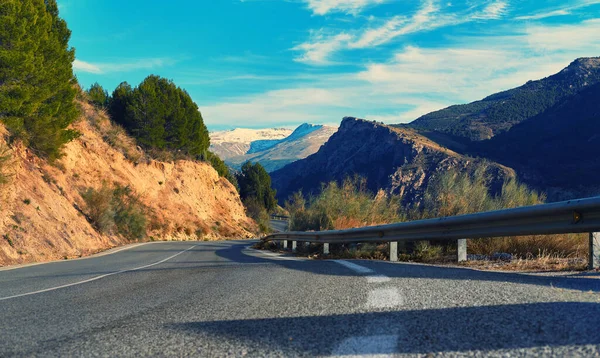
[244,197,271,234]
[286,177,403,231]
[0,144,12,186]
[81,183,147,240]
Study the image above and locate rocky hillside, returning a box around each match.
[475,82,600,200]
[409,57,600,142]
[226,123,338,172]
[271,117,513,203]
[0,102,255,267]
[209,128,292,160]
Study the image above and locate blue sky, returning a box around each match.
[58,0,600,131]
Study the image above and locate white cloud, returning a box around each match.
[304,0,386,16]
[72,58,176,74]
[201,88,351,128]
[73,59,102,74]
[525,19,600,52]
[294,0,513,65]
[472,0,509,20]
[204,19,600,128]
[293,31,352,64]
[516,0,600,21]
[515,9,570,20]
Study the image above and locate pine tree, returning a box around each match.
[109,75,210,157]
[0,0,78,161]
[237,161,277,212]
[108,82,134,128]
[87,83,109,108]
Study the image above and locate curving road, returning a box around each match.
[1,240,600,357]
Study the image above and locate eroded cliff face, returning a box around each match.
[271,117,514,204]
[0,103,255,267]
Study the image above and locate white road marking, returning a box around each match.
[0,242,152,272]
[334,260,375,274]
[331,335,398,357]
[366,275,391,283]
[244,246,304,261]
[367,287,404,309]
[0,245,198,301]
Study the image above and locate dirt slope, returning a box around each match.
[0,102,255,267]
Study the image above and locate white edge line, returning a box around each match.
[0,242,154,272]
[0,245,197,301]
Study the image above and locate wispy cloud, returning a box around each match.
[292,31,352,64]
[472,0,509,20]
[293,0,513,65]
[515,0,600,21]
[515,9,570,21]
[73,58,177,74]
[207,18,600,128]
[304,0,386,16]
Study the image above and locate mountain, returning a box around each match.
[272,57,600,204]
[0,100,255,267]
[209,128,293,160]
[271,118,513,203]
[408,58,600,142]
[475,82,600,199]
[220,123,338,172]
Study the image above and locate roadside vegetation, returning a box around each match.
[281,165,587,269]
[236,161,277,233]
[0,0,79,161]
[81,183,148,241]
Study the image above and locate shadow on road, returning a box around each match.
[216,242,600,293]
[167,302,600,355]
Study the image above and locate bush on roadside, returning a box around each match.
[244,197,271,234]
[286,177,403,231]
[81,183,147,240]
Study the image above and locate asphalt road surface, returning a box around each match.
[1,240,600,357]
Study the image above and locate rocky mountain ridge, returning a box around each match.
[271,117,513,203]
[408,57,600,142]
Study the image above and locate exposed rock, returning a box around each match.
[271,117,513,204]
[0,102,255,267]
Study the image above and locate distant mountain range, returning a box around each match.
[210,127,292,160]
[210,123,337,172]
[272,57,600,203]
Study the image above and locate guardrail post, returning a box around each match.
[292,241,297,252]
[323,243,329,255]
[457,239,467,262]
[389,242,398,262]
[590,232,600,270]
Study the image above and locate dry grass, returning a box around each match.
[463,254,587,272]
[81,101,143,163]
[468,233,587,259]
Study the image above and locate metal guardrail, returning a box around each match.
[262,196,600,269]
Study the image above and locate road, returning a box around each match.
[1,240,600,357]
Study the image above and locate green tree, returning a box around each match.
[109,76,210,157]
[0,0,79,161]
[87,82,109,108]
[236,161,277,212]
[108,82,134,128]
